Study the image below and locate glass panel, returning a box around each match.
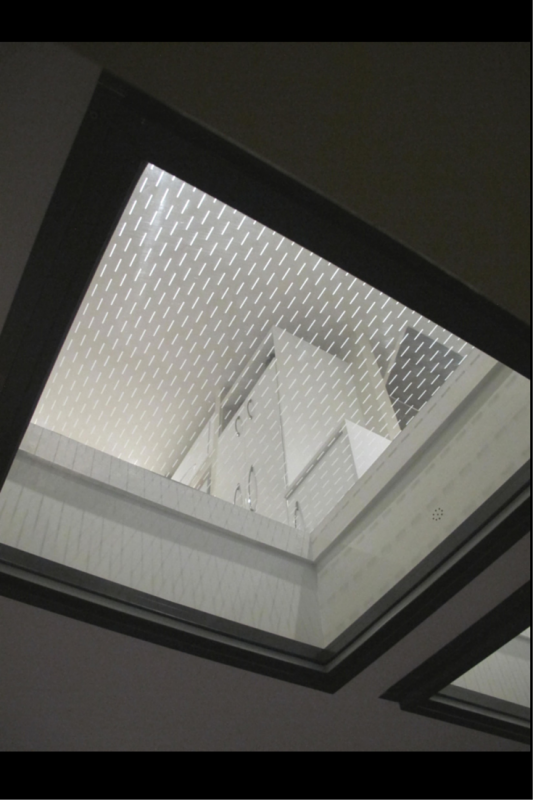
[447,627,531,715]
[0,164,529,647]
[31,164,476,526]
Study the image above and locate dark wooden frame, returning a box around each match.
[382,582,531,745]
[0,72,530,692]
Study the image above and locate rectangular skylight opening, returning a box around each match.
[1,161,529,649]
[30,164,486,534]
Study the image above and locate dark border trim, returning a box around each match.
[439,685,530,722]
[409,695,530,746]
[0,540,323,664]
[0,72,530,693]
[0,548,329,691]
[99,74,531,380]
[322,460,530,660]
[0,84,144,490]
[383,582,531,744]
[0,466,529,692]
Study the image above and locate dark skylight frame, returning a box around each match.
[383,582,531,743]
[0,72,529,691]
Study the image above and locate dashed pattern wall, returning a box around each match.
[31,163,474,532]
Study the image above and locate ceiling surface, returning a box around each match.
[0,554,529,752]
[0,42,529,753]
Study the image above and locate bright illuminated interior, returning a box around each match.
[32,164,474,531]
[0,163,529,647]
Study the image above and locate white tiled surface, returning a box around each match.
[316,365,531,645]
[32,163,473,500]
[19,423,307,558]
[310,348,497,557]
[0,445,321,645]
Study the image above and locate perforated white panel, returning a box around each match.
[32,164,475,529]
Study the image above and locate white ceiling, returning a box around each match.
[33,164,473,477]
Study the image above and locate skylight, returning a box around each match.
[31,164,476,534]
[2,160,530,650]
[0,77,528,692]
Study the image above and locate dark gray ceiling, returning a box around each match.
[0,42,529,752]
[0,576,527,752]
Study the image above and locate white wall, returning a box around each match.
[172,414,215,486]
[273,326,363,486]
[0,424,320,645]
[316,362,531,645]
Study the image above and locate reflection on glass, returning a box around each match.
[31,164,473,529]
[0,163,529,648]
